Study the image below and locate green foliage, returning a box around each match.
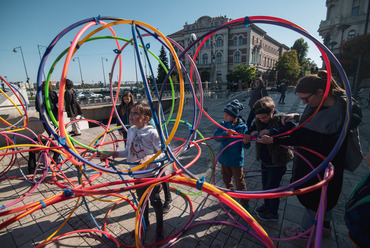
[291,38,308,65]
[226,64,256,86]
[156,46,170,85]
[275,50,301,82]
[339,34,370,79]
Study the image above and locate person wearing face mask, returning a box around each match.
[256,70,362,238]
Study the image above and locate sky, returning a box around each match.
[0,0,327,85]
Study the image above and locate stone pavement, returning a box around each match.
[0,90,369,248]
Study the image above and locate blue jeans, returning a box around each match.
[261,162,286,214]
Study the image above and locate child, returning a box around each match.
[101,100,166,242]
[244,96,295,221]
[116,90,134,139]
[214,100,250,210]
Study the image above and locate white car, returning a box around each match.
[90,92,104,98]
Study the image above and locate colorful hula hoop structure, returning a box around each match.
[0,15,353,248]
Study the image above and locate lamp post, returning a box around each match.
[101,57,108,88]
[37,44,47,81]
[73,57,84,90]
[13,46,32,96]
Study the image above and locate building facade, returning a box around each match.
[318,0,370,58]
[168,16,288,86]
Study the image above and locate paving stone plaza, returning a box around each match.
[1,90,369,248]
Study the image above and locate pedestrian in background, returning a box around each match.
[246,77,268,129]
[64,79,83,136]
[278,79,287,104]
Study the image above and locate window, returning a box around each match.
[233,36,238,46]
[205,39,210,48]
[216,52,222,64]
[202,54,208,64]
[234,51,241,63]
[352,0,359,16]
[348,30,356,39]
[252,36,255,45]
[216,71,222,82]
[217,36,223,47]
[239,35,243,45]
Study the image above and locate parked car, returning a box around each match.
[77,91,104,100]
[90,92,104,98]
[77,91,88,100]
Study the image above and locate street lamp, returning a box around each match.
[13,46,32,96]
[73,57,84,90]
[101,57,108,88]
[37,44,47,81]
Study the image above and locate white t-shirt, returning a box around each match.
[117,125,165,178]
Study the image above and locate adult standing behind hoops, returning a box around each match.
[64,79,83,136]
[116,90,134,139]
[246,77,268,129]
[257,70,362,238]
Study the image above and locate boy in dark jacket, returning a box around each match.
[244,96,295,221]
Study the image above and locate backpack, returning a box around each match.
[344,127,363,172]
[344,172,370,247]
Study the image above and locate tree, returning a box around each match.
[275,50,300,83]
[339,34,370,80]
[226,64,256,90]
[291,38,308,65]
[156,46,170,92]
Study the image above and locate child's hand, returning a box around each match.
[138,155,152,170]
[100,152,116,162]
[256,135,273,144]
[226,129,236,136]
[243,134,251,145]
[250,131,258,136]
[259,129,269,136]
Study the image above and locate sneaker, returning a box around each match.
[255,204,268,214]
[156,227,164,243]
[284,225,309,239]
[257,211,278,221]
[163,200,172,213]
[68,131,75,135]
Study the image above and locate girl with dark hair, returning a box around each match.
[116,91,134,138]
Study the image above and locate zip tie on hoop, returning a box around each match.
[63,188,74,198]
[196,176,205,190]
[128,168,134,177]
[40,200,47,208]
[93,15,101,25]
[243,16,250,27]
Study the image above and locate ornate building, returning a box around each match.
[318,0,370,58]
[168,16,288,85]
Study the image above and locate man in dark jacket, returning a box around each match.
[64,79,82,136]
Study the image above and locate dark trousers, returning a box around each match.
[161,171,172,202]
[135,182,163,229]
[246,109,255,129]
[261,162,286,214]
[279,92,286,103]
